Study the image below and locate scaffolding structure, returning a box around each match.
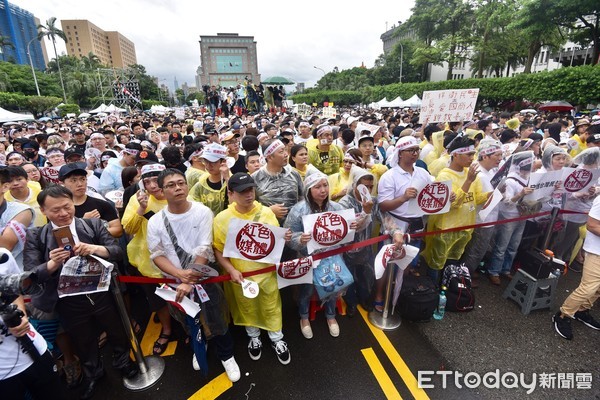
[95,68,142,109]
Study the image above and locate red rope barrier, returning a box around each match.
[118,209,586,285]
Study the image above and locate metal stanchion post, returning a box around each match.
[368,263,402,330]
[110,272,165,391]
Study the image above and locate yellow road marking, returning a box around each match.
[188,373,232,400]
[138,312,177,357]
[359,307,430,400]
[361,348,403,399]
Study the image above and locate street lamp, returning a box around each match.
[26,38,41,96]
[398,42,404,83]
[314,66,326,89]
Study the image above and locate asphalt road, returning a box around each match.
[62,266,599,400]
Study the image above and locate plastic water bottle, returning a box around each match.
[433,287,447,320]
[551,268,561,278]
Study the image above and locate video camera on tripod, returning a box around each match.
[0,251,44,360]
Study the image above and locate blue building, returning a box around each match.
[0,0,45,70]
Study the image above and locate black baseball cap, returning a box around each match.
[58,162,87,181]
[63,147,85,161]
[135,150,159,166]
[228,173,257,192]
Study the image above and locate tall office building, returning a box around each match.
[197,33,260,88]
[0,0,46,70]
[61,19,137,68]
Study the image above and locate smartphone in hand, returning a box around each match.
[53,226,76,252]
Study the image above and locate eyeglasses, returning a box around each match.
[163,181,187,190]
[402,148,420,154]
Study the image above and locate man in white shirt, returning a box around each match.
[147,168,240,382]
[553,195,600,340]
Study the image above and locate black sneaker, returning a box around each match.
[247,337,262,361]
[574,310,600,330]
[553,312,573,340]
[271,340,291,365]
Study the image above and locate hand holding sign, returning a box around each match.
[406,181,452,215]
[176,268,203,284]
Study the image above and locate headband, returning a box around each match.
[316,125,332,136]
[450,145,475,155]
[304,172,328,191]
[264,140,284,158]
[478,145,502,156]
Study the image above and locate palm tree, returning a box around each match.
[81,51,102,71]
[37,17,68,102]
[0,35,15,62]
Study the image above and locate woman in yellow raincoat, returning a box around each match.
[213,172,292,365]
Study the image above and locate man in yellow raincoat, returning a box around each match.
[213,173,292,365]
[422,136,491,282]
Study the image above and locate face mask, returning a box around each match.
[320,139,329,145]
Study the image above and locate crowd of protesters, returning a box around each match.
[1,102,600,399]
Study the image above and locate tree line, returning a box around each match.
[308,0,599,92]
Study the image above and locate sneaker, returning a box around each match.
[247,337,262,361]
[574,310,600,330]
[271,340,291,365]
[221,357,240,382]
[553,312,573,340]
[192,354,200,371]
[63,357,82,388]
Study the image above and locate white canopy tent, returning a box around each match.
[105,104,127,113]
[0,107,35,123]
[150,105,171,115]
[89,103,109,114]
[398,94,422,109]
[377,98,391,108]
[387,96,404,108]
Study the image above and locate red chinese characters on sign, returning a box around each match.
[382,245,406,268]
[313,212,348,246]
[564,169,592,193]
[235,223,275,260]
[277,257,313,279]
[418,182,450,213]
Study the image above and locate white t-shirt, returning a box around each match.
[0,254,48,379]
[583,196,600,256]
[378,164,433,229]
[147,202,215,281]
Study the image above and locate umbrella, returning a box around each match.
[520,109,537,114]
[538,101,574,112]
[262,76,295,85]
[38,117,52,122]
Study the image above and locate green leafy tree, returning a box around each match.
[25,95,62,118]
[37,17,68,102]
[546,0,600,65]
[407,0,474,80]
[510,0,565,73]
[0,36,15,62]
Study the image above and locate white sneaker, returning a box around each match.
[221,357,240,382]
[192,354,200,371]
[300,319,313,339]
[328,320,340,337]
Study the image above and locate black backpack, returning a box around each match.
[397,274,439,322]
[441,263,475,312]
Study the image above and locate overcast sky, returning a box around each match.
[12,0,415,91]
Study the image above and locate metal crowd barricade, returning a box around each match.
[110,272,165,391]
